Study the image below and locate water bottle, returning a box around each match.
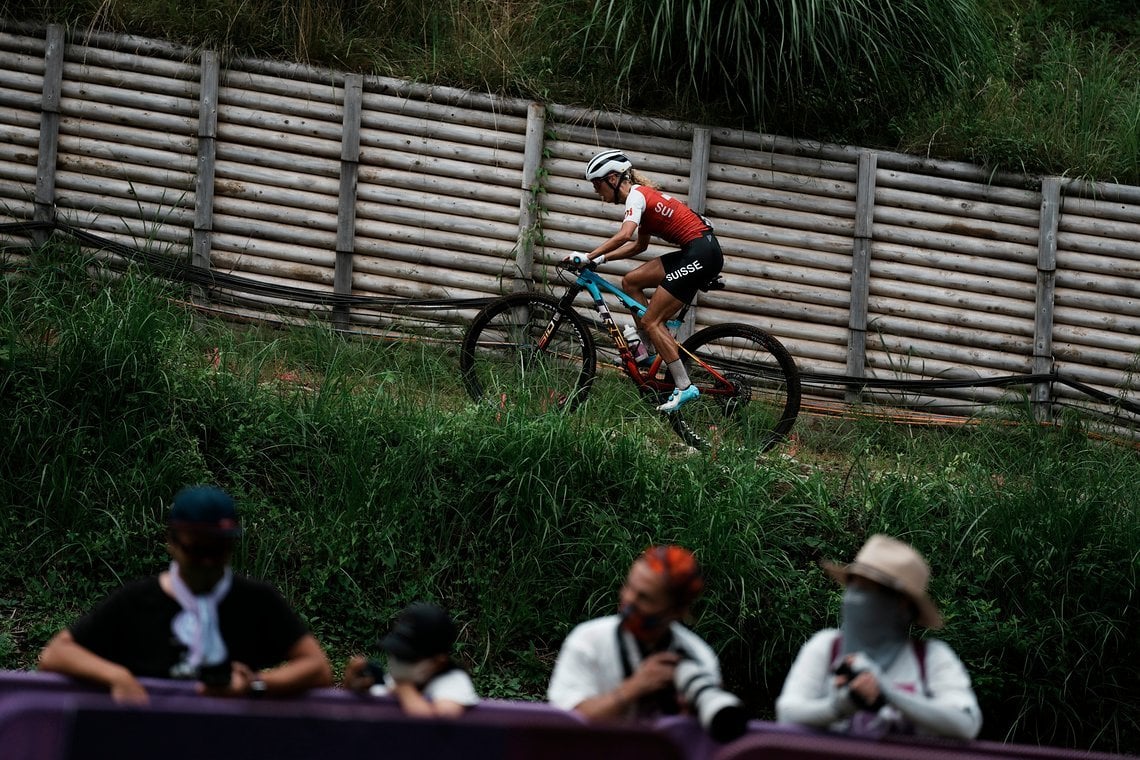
[622,324,649,363]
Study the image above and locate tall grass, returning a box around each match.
[4,0,1137,182]
[1,253,1137,753]
[586,0,993,131]
[899,23,1140,182]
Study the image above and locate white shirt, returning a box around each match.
[775,628,982,740]
[370,667,479,707]
[547,614,721,717]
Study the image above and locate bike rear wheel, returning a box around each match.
[669,323,801,454]
[460,293,597,415]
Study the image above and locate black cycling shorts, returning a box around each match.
[659,231,723,304]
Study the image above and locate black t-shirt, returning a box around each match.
[69,575,309,679]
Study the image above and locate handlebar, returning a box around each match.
[556,258,598,273]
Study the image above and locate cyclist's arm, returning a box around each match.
[590,221,649,262]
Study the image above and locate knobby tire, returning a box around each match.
[460,292,597,415]
[669,323,801,455]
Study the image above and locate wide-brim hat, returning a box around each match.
[822,534,943,629]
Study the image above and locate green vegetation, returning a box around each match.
[1,250,1137,753]
[3,0,1138,183]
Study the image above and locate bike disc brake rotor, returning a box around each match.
[720,372,752,416]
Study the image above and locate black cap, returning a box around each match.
[168,486,242,537]
[377,603,457,661]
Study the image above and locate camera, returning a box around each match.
[833,660,859,681]
[673,657,748,742]
[362,660,386,684]
[197,659,232,688]
[833,661,886,711]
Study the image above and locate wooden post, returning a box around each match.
[191,51,220,304]
[32,24,65,246]
[334,73,364,330]
[514,102,546,292]
[846,150,878,403]
[678,126,711,341]
[1032,177,1060,421]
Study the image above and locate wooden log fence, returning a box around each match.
[1,22,1139,432]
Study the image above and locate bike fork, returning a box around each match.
[536,286,585,350]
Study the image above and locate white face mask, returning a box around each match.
[386,656,438,685]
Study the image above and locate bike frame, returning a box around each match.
[540,265,730,397]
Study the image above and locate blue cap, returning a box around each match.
[169,486,242,536]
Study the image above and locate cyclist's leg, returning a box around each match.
[647,246,705,367]
[650,243,719,411]
[621,258,664,311]
[643,288,699,412]
[641,287,684,365]
[621,258,666,361]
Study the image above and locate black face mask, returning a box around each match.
[620,603,668,642]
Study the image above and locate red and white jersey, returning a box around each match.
[623,185,710,246]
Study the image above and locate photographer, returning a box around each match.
[342,602,478,718]
[547,546,747,740]
[776,534,982,740]
[38,485,333,703]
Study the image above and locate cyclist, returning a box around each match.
[566,149,724,413]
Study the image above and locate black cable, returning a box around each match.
[3,220,1138,419]
[1,221,495,311]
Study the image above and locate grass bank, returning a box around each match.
[4,0,1138,183]
[1,249,1137,753]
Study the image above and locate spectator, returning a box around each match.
[776,534,982,739]
[342,602,478,718]
[547,544,746,741]
[38,485,333,703]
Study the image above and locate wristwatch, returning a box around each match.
[248,675,268,697]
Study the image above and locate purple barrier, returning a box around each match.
[653,716,813,760]
[712,727,1139,760]
[8,672,1130,760]
[0,689,682,760]
[0,671,105,696]
[881,734,1139,760]
[0,670,587,725]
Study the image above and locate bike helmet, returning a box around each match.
[585,149,633,181]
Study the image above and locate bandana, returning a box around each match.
[840,585,910,670]
[167,561,233,678]
[619,603,669,642]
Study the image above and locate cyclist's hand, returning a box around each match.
[561,252,595,269]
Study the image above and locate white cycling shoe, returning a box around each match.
[657,384,700,413]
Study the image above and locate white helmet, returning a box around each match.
[585,149,633,181]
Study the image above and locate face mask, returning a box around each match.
[840,585,911,669]
[620,603,667,642]
[386,656,438,686]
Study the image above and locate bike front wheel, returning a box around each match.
[669,323,801,455]
[460,292,597,415]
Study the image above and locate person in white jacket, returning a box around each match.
[776,534,982,740]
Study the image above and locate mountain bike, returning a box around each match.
[459,260,801,455]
